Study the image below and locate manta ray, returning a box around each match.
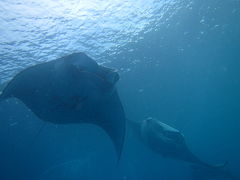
[0,52,126,159]
[129,117,227,169]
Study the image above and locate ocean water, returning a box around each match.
[0,0,240,180]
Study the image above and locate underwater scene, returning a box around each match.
[0,0,240,180]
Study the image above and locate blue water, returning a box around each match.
[0,0,240,180]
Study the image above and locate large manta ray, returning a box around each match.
[0,53,126,159]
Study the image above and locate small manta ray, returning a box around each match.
[0,53,126,159]
[129,117,227,169]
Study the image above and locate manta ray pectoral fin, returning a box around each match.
[96,91,126,161]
